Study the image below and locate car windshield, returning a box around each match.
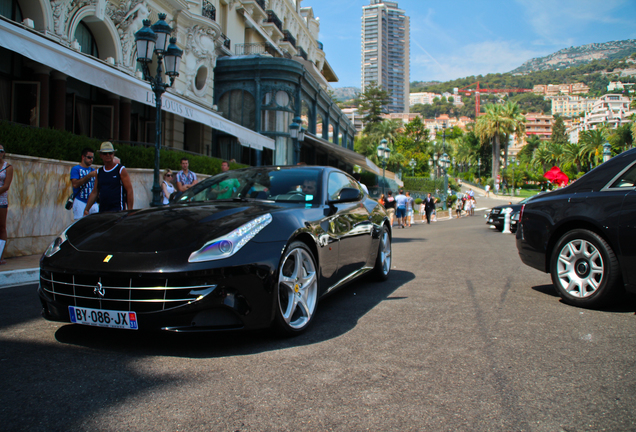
[176,167,322,204]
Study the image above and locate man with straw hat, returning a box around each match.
[84,142,134,214]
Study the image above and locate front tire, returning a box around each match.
[274,242,318,335]
[372,225,392,281]
[550,229,621,307]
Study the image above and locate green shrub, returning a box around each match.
[414,198,422,205]
[0,120,243,174]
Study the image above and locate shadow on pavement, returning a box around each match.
[52,270,415,358]
[531,284,636,313]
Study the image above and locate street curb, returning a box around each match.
[0,268,39,288]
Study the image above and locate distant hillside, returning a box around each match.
[511,39,636,74]
[332,86,360,102]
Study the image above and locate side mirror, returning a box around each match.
[329,187,362,204]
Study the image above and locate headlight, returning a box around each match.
[44,222,77,257]
[188,214,273,262]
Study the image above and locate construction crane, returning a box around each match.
[454,81,533,118]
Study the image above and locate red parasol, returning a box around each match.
[543,166,569,186]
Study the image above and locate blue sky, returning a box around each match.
[309,0,636,88]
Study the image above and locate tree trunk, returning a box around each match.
[492,135,500,184]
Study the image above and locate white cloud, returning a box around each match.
[516,0,630,45]
[411,40,547,82]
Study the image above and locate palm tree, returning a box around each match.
[547,142,564,167]
[502,101,526,167]
[532,142,552,173]
[475,104,509,182]
[580,129,607,168]
[563,142,585,173]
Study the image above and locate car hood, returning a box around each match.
[66,201,287,254]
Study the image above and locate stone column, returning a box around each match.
[33,65,51,128]
[108,95,120,140]
[120,98,131,141]
[50,71,67,131]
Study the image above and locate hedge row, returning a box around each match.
[0,121,242,175]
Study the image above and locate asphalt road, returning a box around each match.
[1,204,635,431]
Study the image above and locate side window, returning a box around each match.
[328,172,358,200]
[609,164,636,189]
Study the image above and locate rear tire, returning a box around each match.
[550,229,621,308]
[371,225,391,281]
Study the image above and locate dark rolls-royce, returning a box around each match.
[516,148,636,307]
[485,197,530,232]
[39,166,392,335]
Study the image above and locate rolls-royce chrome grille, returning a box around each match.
[40,272,216,313]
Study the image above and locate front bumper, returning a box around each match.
[39,241,287,332]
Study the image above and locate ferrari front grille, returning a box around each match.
[40,272,216,313]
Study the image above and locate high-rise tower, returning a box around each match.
[361,0,410,113]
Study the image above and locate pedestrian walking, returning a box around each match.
[70,147,98,219]
[0,144,13,264]
[485,184,490,197]
[176,157,198,192]
[395,189,407,228]
[378,194,385,206]
[455,198,462,218]
[384,190,396,227]
[405,191,414,227]
[424,193,436,224]
[84,142,134,214]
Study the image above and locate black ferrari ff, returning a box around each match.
[39,166,392,334]
[516,148,636,307]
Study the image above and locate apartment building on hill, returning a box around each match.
[361,0,410,113]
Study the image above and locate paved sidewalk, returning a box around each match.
[0,254,41,287]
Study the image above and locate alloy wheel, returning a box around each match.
[556,239,604,298]
[278,246,317,330]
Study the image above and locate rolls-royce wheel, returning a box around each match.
[550,229,621,308]
[274,241,318,335]
[372,225,392,281]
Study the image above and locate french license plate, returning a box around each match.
[69,306,138,330]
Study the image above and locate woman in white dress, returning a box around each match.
[162,169,176,205]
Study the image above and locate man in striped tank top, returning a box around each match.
[84,142,134,215]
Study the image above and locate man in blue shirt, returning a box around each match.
[395,189,408,228]
[70,148,98,219]
[176,157,198,192]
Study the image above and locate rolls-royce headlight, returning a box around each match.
[44,222,77,257]
[188,213,273,262]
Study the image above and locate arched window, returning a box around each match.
[0,0,22,21]
[218,89,256,129]
[74,21,99,58]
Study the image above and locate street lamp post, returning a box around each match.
[377,139,390,195]
[409,158,416,177]
[135,15,183,207]
[603,141,612,163]
[440,152,450,209]
[478,158,481,182]
[289,116,305,165]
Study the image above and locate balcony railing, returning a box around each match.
[298,47,307,60]
[282,30,296,48]
[255,0,266,11]
[317,41,323,50]
[265,10,282,32]
[202,0,216,21]
[235,42,277,56]
[221,33,231,49]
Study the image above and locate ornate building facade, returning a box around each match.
[0,0,363,169]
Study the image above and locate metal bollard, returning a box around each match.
[502,208,513,234]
